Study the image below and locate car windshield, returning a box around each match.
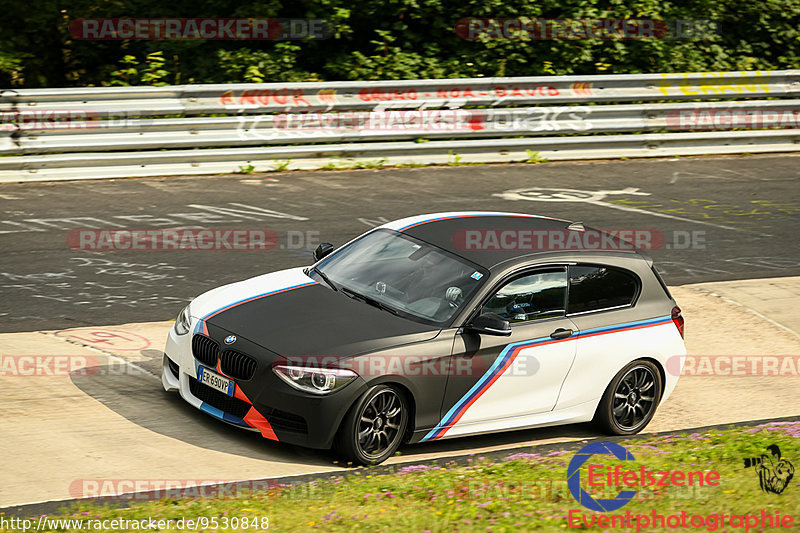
[313,229,487,326]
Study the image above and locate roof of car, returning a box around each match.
[381,212,640,269]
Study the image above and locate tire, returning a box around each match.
[334,384,409,466]
[595,360,662,435]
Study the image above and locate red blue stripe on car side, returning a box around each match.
[398,213,559,232]
[420,315,673,442]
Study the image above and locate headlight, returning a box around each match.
[273,365,358,395]
[174,305,191,335]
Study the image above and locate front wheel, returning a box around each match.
[334,385,409,465]
[595,360,662,435]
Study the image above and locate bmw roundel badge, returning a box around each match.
[224,335,237,345]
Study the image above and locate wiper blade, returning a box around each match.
[340,286,367,302]
[370,299,401,316]
[311,267,338,292]
[340,287,401,316]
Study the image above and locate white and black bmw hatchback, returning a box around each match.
[163,212,686,465]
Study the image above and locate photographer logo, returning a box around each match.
[744,444,795,494]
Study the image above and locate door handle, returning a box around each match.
[549,328,573,339]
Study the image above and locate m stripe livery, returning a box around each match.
[421,315,673,441]
[188,280,316,440]
[397,212,558,232]
[192,281,317,335]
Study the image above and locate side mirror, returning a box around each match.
[313,243,335,262]
[466,312,512,336]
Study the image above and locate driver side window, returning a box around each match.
[481,269,567,323]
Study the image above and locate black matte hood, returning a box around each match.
[206,281,440,356]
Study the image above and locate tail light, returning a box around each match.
[671,306,684,339]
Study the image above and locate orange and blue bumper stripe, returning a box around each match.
[190,280,317,439]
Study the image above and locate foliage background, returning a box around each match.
[1,0,798,87]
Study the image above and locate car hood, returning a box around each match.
[189,267,440,356]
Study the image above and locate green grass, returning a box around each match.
[318,158,386,171]
[524,150,549,164]
[271,159,292,172]
[4,421,799,532]
[235,164,256,175]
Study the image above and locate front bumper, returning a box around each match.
[162,322,365,449]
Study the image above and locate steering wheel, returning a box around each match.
[445,286,463,309]
[505,300,533,321]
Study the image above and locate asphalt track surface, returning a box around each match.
[1,154,798,332]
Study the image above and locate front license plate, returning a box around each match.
[197,366,234,397]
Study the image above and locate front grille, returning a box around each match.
[188,377,251,419]
[263,407,308,434]
[220,350,257,380]
[192,334,219,367]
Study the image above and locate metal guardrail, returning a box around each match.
[1,70,799,182]
[5,100,800,154]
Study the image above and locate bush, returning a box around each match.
[0,0,797,87]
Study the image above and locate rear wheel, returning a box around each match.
[334,385,409,465]
[595,360,662,435]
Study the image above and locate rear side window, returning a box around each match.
[568,265,638,314]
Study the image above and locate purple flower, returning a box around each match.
[546,450,568,457]
[398,464,435,474]
[505,452,540,461]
